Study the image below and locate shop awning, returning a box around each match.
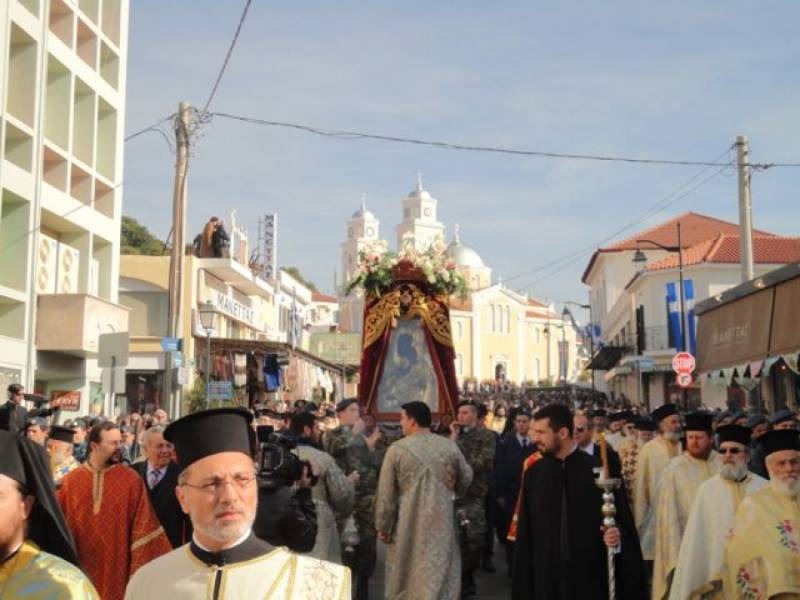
[696,261,800,373]
[206,337,357,375]
[587,345,629,371]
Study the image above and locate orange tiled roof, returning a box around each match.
[644,234,800,271]
[581,212,779,282]
[311,292,338,303]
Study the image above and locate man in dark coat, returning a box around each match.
[512,404,646,600]
[574,412,623,479]
[0,384,53,434]
[494,407,535,575]
[132,425,191,548]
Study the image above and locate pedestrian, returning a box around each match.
[25,417,48,445]
[511,403,646,600]
[0,383,53,434]
[375,401,473,600]
[619,417,655,506]
[47,425,80,487]
[57,421,171,600]
[451,400,496,597]
[131,425,192,548]
[72,418,89,463]
[573,412,623,478]
[633,403,682,573]
[669,424,766,599]
[212,219,231,258]
[494,407,535,576]
[0,430,98,598]
[721,429,800,597]
[124,407,350,599]
[290,411,354,563]
[651,412,720,600]
[198,216,218,258]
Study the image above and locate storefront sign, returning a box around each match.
[771,276,800,355]
[208,381,233,401]
[50,390,81,411]
[213,292,257,327]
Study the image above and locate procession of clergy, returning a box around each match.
[2,388,800,599]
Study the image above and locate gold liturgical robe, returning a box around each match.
[652,451,720,600]
[668,472,766,600]
[633,436,681,561]
[0,541,99,599]
[124,535,350,600]
[722,485,800,599]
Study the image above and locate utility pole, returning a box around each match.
[164,102,192,419]
[737,135,755,282]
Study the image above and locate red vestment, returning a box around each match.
[57,464,171,600]
[506,451,542,542]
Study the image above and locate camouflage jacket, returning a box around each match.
[456,427,496,500]
[323,425,354,472]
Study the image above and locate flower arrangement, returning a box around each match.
[346,241,468,299]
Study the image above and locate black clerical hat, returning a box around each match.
[634,417,656,431]
[651,403,678,424]
[588,408,607,418]
[608,411,626,423]
[0,431,79,565]
[769,409,795,426]
[716,424,752,447]
[164,407,254,472]
[48,425,75,444]
[336,398,358,413]
[760,429,800,457]
[684,412,713,433]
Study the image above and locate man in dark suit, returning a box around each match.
[574,411,623,479]
[132,425,192,548]
[494,408,536,575]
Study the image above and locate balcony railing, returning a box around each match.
[643,325,674,352]
[36,294,130,356]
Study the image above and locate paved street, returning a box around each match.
[370,541,511,599]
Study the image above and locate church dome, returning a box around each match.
[352,197,376,220]
[448,242,485,269]
[408,173,433,201]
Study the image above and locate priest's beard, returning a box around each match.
[662,431,681,443]
[770,476,800,498]
[720,462,748,481]
[192,501,256,547]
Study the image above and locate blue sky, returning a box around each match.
[122,2,800,312]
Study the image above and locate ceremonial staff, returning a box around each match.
[597,432,620,600]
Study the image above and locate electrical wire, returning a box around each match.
[512,161,734,293]
[210,112,800,169]
[200,0,253,118]
[124,114,176,143]
[503,147,735,285]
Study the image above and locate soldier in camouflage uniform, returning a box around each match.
[323,398,383,599]
[451,400,496,598]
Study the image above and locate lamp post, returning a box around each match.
[632,222,687,407]
[198,301,217,409]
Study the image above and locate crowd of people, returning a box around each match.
[1,377,798,599]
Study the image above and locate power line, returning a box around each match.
[512,161,733,293]
[503,147,735,285]
[211,112,800,169]
[200,0,253,118]
[124,114,176,143]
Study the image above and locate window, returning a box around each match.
[505,306,511,333]
[533,327,540,344]
[456,321,463,339]
[533,358,541,382]
[456,354,463,375]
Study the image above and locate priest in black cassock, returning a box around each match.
[512,403,646,600]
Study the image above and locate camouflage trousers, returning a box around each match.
[456,497,486,575]
[343,512,377,600]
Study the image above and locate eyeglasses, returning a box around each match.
[718,447,743,455]
[181,474,256,496]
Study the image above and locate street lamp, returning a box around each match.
[631,222,688,406]
[198,301,217,409]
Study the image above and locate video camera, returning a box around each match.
[255,426,318,489]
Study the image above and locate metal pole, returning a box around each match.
[737,135,755,282]
[165,102,193,417]
[677,223,689,409]
[205,332,211,410]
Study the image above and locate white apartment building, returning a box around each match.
[0,0,129,415]
[583,212,800,410]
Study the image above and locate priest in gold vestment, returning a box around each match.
[722,429,800,599]
[633,404,682,563]
[125,408,350,600]
[668,425,766,600]
[375,401,473,600]
[652,412,720,600]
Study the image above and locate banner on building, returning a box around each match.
[684,279,697,356]
[666,282,684,352]
[261,214,277,280]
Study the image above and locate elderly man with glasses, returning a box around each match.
[668,424,766,599]
[125,407,349,600]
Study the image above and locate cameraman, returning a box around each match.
[292,410,356,563]
[252,425,319,553]
[0,384,55,435]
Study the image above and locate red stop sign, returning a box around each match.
[672,352,696,374]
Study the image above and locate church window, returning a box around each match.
[505,306,511,333]
[456,354,463,375]
[456,321,463,339]
[533,358,540,382]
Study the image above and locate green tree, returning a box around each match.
[121,216,169,255]
[283,266,318,292]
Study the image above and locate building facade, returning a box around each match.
[0,0,129,415]
[583,212,800,410]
